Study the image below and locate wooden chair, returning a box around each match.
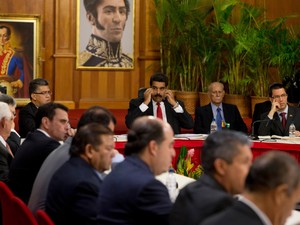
[35,210,55,225]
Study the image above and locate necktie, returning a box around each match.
[280,112,287,129]
[216,107,223,130]
[6,143,14,158]
[157,102,163,120]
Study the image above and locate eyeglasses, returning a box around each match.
[272,94,287,100]
[34,91,52,96]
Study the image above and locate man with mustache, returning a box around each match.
[79,0,133,68]
[125,72,194,134]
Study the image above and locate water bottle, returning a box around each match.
[289,123,296,137]
[210,118,217,134]
[166,168,178,203]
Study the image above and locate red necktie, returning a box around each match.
[280,112,286,129]
[157,102,163,119]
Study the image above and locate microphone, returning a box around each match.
[249,119,271,140]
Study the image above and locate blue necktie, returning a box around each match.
[216,107,223,130]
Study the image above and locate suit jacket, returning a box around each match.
[6,130,21,156]
[194,103,248,134]
[0,141,11,183]
[125,98,194,134]
[201,201,264,225]
[258,106,300,136]
[18,102,38,138]
[8,130,60,204]
[98,156,173,225]
[251,101,271,135]
[46,156,103,225]
[169,174,235,225]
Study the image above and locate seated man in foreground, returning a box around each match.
[99,116,176,225]
[125,72,194,134]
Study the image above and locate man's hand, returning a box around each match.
[268,99,280,118]
[165,89,176,106]
[10,79,23,89]
[143,88,153,105]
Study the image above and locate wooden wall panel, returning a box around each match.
[2,0,300,110]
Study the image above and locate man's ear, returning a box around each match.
[86,12,95,25]
[214,158,228,176]
[41,117,49,129]
[273,184,289,206]
[148,140,158,157]
[85,144,94,160]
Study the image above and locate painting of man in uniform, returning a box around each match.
[0,21,34,98]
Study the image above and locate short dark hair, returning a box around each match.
[77,106,116,130]
[70,123,113,156]
[246,151,300,195]
[149,72,168,87]
[202,130,251,175]
[0,25,11,38]
[125,116,165,156]
[0,94,16,107]
[268,82,286,97]
[83,0,130,20]
[35,102,68,128]
[29,78,49,99]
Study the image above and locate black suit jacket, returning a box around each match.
[18,102,38,138]
[201,201,264,225]
[0,141,11,183]
[194,103,248,134]
[251,101,271,135]
[6,131,21,157]
[8,130,60,204]
[258,106,300,136]
[170,174,235,225]
[46,156,103,225]
[125,98,194,134]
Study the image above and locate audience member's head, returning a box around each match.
[0,94,17,118]
[244,151,300,225]
[208,82,225,106]
[0,102,14,140]
[70,123,115,172]
[35,102,69,141]
[202,130,252,195]
[125,116,175,175]
[77,106,116,131]
[29,78,51,107]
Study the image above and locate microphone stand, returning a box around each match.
[249,119,270,140]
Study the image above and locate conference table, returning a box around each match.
[114,135,300,169]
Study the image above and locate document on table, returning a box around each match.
[174,134,208,140]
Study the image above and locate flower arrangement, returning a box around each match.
[176,146,203,179]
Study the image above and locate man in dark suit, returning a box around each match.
[8,102,71,204]
[170,130,252,225]
[125,72,194,134]
[18,78,51,138]
[0,102,15,182]
[194,82,247,134]
[201,151,300,225]
[99,116,176,225]
[258,83,300,136]
[46,124,115,225]
[251,100,271,136]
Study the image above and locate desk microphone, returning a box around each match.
[249,119,271,140]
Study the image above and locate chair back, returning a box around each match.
[11,196,38,225]
[0,181,15,225]
[35,210,55,225]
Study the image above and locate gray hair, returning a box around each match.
[0,94,16,107]
[0,102,12,120]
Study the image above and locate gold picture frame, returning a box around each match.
[0,14,40,106]
[76,0,135,70]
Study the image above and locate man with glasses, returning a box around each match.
[194,82,247,134]
[18,78,52,138]
[125,72,193,134]
[258,83,300,136]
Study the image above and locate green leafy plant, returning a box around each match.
[176,146,203,179]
